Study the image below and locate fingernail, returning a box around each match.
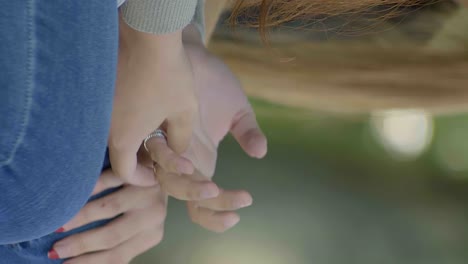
[48,249,60,260]
[248,137,267,159]
[52,241,68,259]
[224,216,240,228]
[236,199,253,208]
[200,187,219,199]
[55,227,65,233]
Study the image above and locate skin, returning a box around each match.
[52,25,267,264]
[109,14,197,186]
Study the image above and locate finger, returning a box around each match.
[196,189,253,211]
[187,202,240,233]
[158,169,219,201]
[230,109,268,159]
[137,143,153,168]
[114,226,164,264]
[108,143,137,183]
[109,146,156,186]
[91,170,125,196]
[166,110,194,155]
[62,226,164,264]
[145,135,194,174]
[53,209,164,259]
[62,185,160,232]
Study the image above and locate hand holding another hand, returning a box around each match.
[108,14,197,186]
[52,33,267,264]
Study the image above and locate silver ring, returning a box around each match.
[143,129,167,152]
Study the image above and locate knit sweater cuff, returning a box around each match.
[120,0,198,34]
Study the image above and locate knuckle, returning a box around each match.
[102,196,122,213]
[108,135,130,151]
[187,188,199,200]
[164,155,179,172]
[109,165,132,180]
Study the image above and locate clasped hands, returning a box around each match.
[51,22,267,264]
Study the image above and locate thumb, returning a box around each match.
[108,144,156,186]
[166,110,194,155]
[230,109,267,159]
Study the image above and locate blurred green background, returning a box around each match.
[135,1,468,263]
[134,100,468,264]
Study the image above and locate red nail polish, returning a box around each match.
[55,227,65,233]
[48,249,60,259]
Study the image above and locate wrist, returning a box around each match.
[119,15,184,60]
[182,24,204,47]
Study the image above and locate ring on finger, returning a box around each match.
[143,129,167,153]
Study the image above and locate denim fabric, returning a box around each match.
[0,155,120,263]
[0,0,119,262]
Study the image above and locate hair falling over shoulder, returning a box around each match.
[229,0,432,38]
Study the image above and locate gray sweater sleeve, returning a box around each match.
[120,0,198,34]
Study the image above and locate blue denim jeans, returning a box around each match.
[0,0,119,262]
[0,156,119,264]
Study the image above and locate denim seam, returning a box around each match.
[0,0,35,167]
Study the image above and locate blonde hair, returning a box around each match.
[217,1,468,114]
[230,0,431,39]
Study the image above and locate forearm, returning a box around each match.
[118,14,184,64]
[183,24,204,47]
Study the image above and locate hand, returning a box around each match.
[51,162,252,263]
[50,169,166,264]
[108,14,197,186]
[186,40,268,177]
[144,41,267,231]
[146,40,267,179]
[49,37,268,264]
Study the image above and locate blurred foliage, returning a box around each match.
[133,2,468,263]
[133,100,468,264]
